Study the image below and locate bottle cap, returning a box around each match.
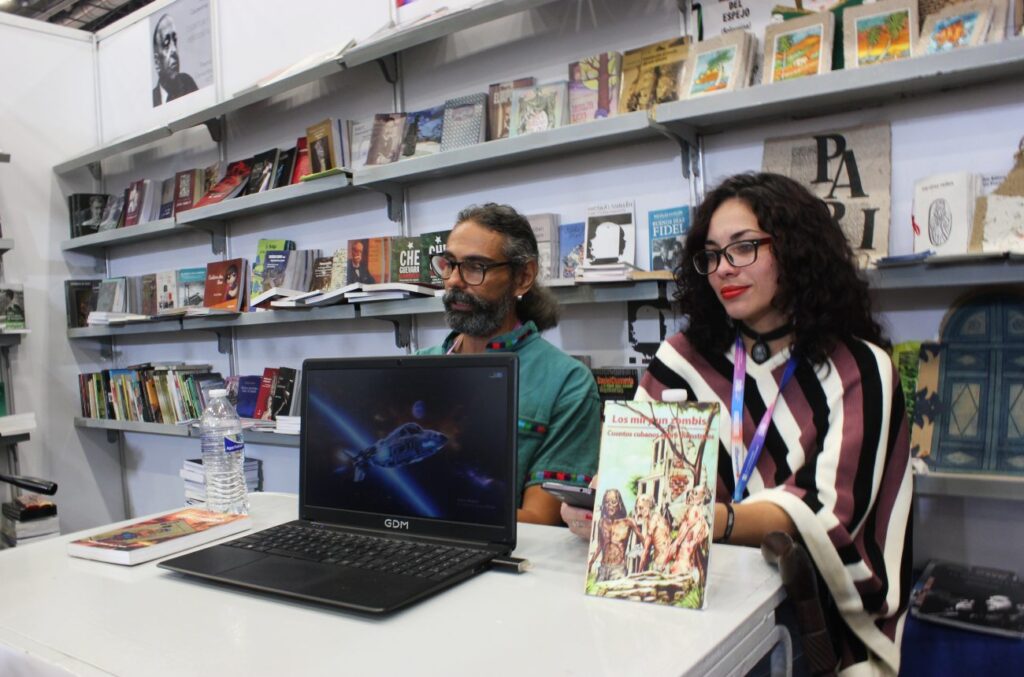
[209,389,228,398]
[660,389,688,403]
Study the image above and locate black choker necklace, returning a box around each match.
[736,321,793,364]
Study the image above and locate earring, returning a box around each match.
[516,295,523,301]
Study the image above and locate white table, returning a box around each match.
[0,493,789,677]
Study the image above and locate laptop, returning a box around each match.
[159,353,518,614]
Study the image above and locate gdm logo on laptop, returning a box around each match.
[384,518,409,530]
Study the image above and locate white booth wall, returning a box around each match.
[0,0,1020,569]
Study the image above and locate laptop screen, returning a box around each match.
[299,355,518,542]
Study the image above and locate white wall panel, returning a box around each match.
[97,2,218,143]
[216,0,390,97]
[0,15,127,533]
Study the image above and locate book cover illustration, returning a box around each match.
[618,37,688,113]
[172,168,203,214]
[97,194,124,232]
[918,1,992,54]
[347,237,389,285]
[194,160,252,208]
[763,13,833,84]
[309,256,334,292]
[0,285,26,330]
[585,401,720,609]
[558,222,585,278]
[568,52,622,123]
[366,113,408,166]
[440,93,488,152]
[140,273,158,317]
[510,83,567,137]
[290,137,311,183]
[67,508,249,563]
[346,118,374,171]
[911,560,1024,639]
[250,238,296,298]
[689,44,738,96]
[175,267,206,309]
[585,200,636,265]
[68,193,109,237]
[912,172,978,256]
[402,106,444,158]
[245,148,280,195]
[762,122,891,267]
[156,177,174,219]
[328,246,349,290]
[235,375,262,419]
[649,206,690,271]
[65,280,100,328]
[488,77,535,140]
[273,146,297,188]
[591,367,640,402]
[843,0,918,68]
[203,259,246,310]
[419,229,450,285]
[271,366,297,419]
[390,236,424,284]
[253,367,279,420]
[306,119,343,173]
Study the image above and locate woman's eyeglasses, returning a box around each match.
[692,237,772,275]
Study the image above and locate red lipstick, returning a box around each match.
[720,286,749,300]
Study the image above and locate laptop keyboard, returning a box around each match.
[226,523,494,580]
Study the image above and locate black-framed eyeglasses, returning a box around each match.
[692,237,772,275]
[430,254,513,286]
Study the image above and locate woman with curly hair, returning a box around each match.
[564,172,912,675]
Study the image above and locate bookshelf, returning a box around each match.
[68,281,666,339]
[52,0,564,175]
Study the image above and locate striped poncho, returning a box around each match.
[639,332,912,676]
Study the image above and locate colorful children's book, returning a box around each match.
[568,52,623,123]
[585,400,720,609]
[558,222,585,279]
[67,508,251,565]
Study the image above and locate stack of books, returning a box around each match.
[274,416,301,435]
[1,494,60,547]
[180,457,263,507]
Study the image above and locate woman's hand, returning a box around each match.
[561,502,593,540]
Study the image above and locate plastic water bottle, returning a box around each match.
[199,388,249,515]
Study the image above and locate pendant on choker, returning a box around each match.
[750,339,771,364]
[736,321,793,365]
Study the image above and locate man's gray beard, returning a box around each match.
[443,288,515,338]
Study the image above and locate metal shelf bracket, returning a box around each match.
[365,315,412,349]
[212,329,233,355]
[106,430,119,444]
[376,54,399,85]
[87,161,103,181]
[650,120,699,181]
[203,117,224,144]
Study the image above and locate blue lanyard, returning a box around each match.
[730,334,799,503]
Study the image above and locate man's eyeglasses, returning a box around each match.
[430,255,513,286]
[692,237,772,275]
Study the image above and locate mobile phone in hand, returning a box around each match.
[541,481,595,510]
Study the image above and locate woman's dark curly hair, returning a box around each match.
[675,172,887,366]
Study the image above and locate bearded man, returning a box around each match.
[419,203,600,525]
